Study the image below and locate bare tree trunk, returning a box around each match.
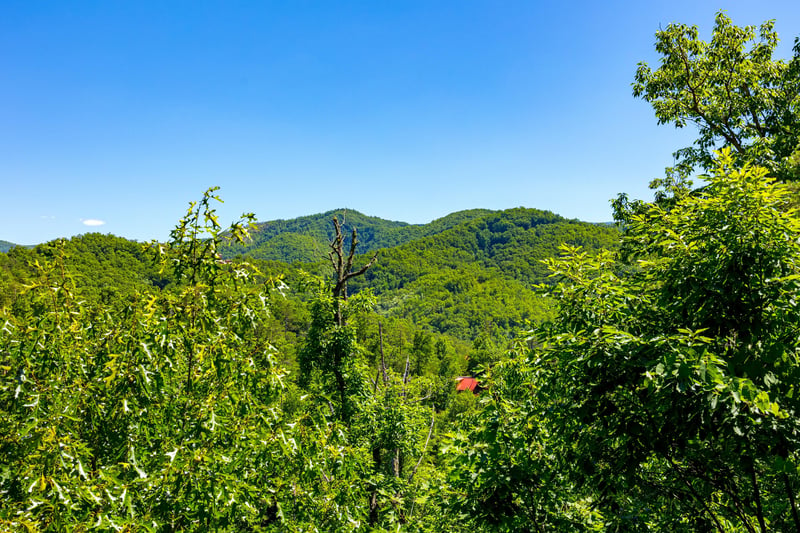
[328,216,378,326]
[784,472,800,532]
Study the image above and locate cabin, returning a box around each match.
[455,376,482,393]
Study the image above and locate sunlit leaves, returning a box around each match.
[633,11,800,182]
[0,190,301,531]
[453,152,800,530]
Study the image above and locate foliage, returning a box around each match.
[633,11,800,182]
[454,152,800,530]
[0,190,369,531]
[444,349,605,532]
[219,208,495,263]
[298,273,375,423]
[0,233,167,312]
[293,216,460,531]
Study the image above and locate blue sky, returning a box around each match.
[2,1,799,245]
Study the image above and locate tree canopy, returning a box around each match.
[633,11,800,182]
[454,151,800,530]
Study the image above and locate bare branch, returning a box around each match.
[379,322,389,385]
[407,412,436,483]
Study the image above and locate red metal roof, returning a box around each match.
[456,377,479,392]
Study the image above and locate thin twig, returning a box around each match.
[408,412,436,483]
[379,322,389,385]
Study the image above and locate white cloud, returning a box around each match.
[81,219,106,227]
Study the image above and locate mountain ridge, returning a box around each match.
[1,207,618,341]
[220,207,500,262]
[216,205,618,340]
[0,241,17,254]
[218,206,587,263]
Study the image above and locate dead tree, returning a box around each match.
[328,216,378,326]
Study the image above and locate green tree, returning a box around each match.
[467,329,501,375]
[298,216,378,423]
[411,331,434,376]
[453,152,800,530]
[633,12,800,183]
[0,189,306,530]
[296,220,453,530]
[0,189,402,531]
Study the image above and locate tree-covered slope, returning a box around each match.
[0,207,618,345]
[215,206,619,342]
[0,240,19,253]
[359,208,617,290]
[218,208,495,262]
[0,233,167,310]
[342,207,620,340]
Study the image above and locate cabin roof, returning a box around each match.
[455,376,480,392]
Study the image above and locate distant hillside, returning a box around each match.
[218,208,495,262]
[0,208,619,344]
[347,207,619,339]
[222,206,619,340]
[358,208,617,288]
[0,233,167,309]
[0,240,19,253]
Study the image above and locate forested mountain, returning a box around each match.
[350,207,619,340]
[0,207,617,345]
[0,240,19,253]
[218,208,495,262]
[217,206,619,341]
[0,207,617,377]
[0,208,618,401]
[0,233,168,310]
[357,207,617,290]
